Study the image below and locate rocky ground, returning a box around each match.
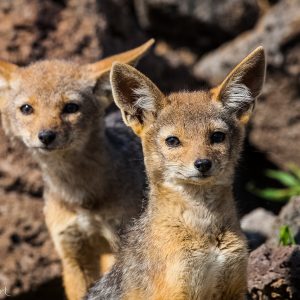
[0,0,299,299]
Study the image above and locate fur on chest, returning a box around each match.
[145,243,246,300]
[146,215,247,299]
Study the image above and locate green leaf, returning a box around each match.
[287,163,300,181]
[252,187,291,201]
[278,225,296,246]
[247,165,300,203]
[265,169,300,187]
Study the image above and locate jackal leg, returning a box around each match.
[44,200,113,300]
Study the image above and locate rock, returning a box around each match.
[98,0,206,93]
[249,71,300,168]
[270,197,300,245]
[248,243,300,299]
[0,192,62,299]
[0,0,42,64]
[193,0,300,85]
[241,208,276,250]
[242,208,276,237]
[134,0,260,51]
[97,0,146,56]
[0,0,146,65]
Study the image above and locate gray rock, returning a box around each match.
[241,208,276,250]
[242,208,276,238]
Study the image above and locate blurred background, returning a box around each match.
[0,0,299,299]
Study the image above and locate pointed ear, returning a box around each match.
[212,46,266,123]
[0,60,18,89]
[82,39,155,108]
[110,62,164,135]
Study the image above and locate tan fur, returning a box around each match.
[87,47,266,300]
[0,40,154,300]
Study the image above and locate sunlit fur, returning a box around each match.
[87,47,265,300]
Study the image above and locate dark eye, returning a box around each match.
[63,103,80,114]
[211,132,226,143]
[20,104,33,115]
[165,136,181,147]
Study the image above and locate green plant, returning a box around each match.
[278,225,296,246]
[247,163,300,202]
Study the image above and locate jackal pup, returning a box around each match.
[0,40,154,300]
[87,46,266,300]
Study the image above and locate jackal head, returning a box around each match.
[110,47,266,186]
[0,39,154,154]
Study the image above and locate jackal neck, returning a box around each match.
[149,182,240,232]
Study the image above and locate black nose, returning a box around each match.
[38,130,56,145]
[194,159,212,173]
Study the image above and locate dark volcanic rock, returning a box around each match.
[134,0,260,51]
[248,244,300,299]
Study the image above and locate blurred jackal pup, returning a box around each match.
[87,47,266,300]
[0,40,154,300]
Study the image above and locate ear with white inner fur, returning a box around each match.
[82,39,155,108]
[110,62,164,135]
[213,46,266,121]
[0,60,18,90]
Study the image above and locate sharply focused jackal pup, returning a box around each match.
[87,47,266,300]
[0,40,154,300]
